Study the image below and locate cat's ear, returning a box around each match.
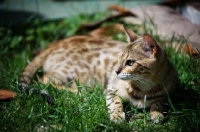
[123,25,138,43]
[142,34,158,57]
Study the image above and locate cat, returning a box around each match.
[19,25,178,123]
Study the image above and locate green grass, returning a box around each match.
[0,12,200,132]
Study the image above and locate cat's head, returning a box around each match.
[116,26,164,84]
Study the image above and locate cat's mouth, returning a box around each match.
[117,73,132,80]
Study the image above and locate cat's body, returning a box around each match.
[19,26,178,123]
[20,36,125,92]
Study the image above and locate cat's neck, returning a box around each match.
[130,79,157,92]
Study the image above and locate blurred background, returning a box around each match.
[0,0,199,25]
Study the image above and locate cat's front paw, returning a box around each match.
[110,112,125,123]
[150,111,164,123]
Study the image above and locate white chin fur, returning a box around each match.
[117,73,132,80]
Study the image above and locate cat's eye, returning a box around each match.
[125,60,135,66]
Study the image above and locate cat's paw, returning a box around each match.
[110,112,125,123]
[150,111,164,123]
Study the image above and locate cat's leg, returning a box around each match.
[106,90,125,123]
[40,73,78,93]
[150,102,164,123]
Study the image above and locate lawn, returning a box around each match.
[0,11,200,132]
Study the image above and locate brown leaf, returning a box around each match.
[89,23,124,39]
[75,11,136,34]
[0,90,17,100]
[109,4,130,13]
[183,44,200,58]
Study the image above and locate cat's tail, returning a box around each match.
[19,47,54,105]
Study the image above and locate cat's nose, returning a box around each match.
[115,66,122,75]
[115,70,120,75]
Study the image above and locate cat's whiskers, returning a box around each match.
[141,76,156,86]
[147,69,155,75]
[131,75,157,90]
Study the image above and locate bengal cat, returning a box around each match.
[19,26,178,123]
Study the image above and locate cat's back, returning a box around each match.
[43,36,124,70]
[42,36,125,87]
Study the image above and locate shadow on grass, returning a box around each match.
[168,83,200,131]
[0,9,43,26]
[174,85,200,109]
